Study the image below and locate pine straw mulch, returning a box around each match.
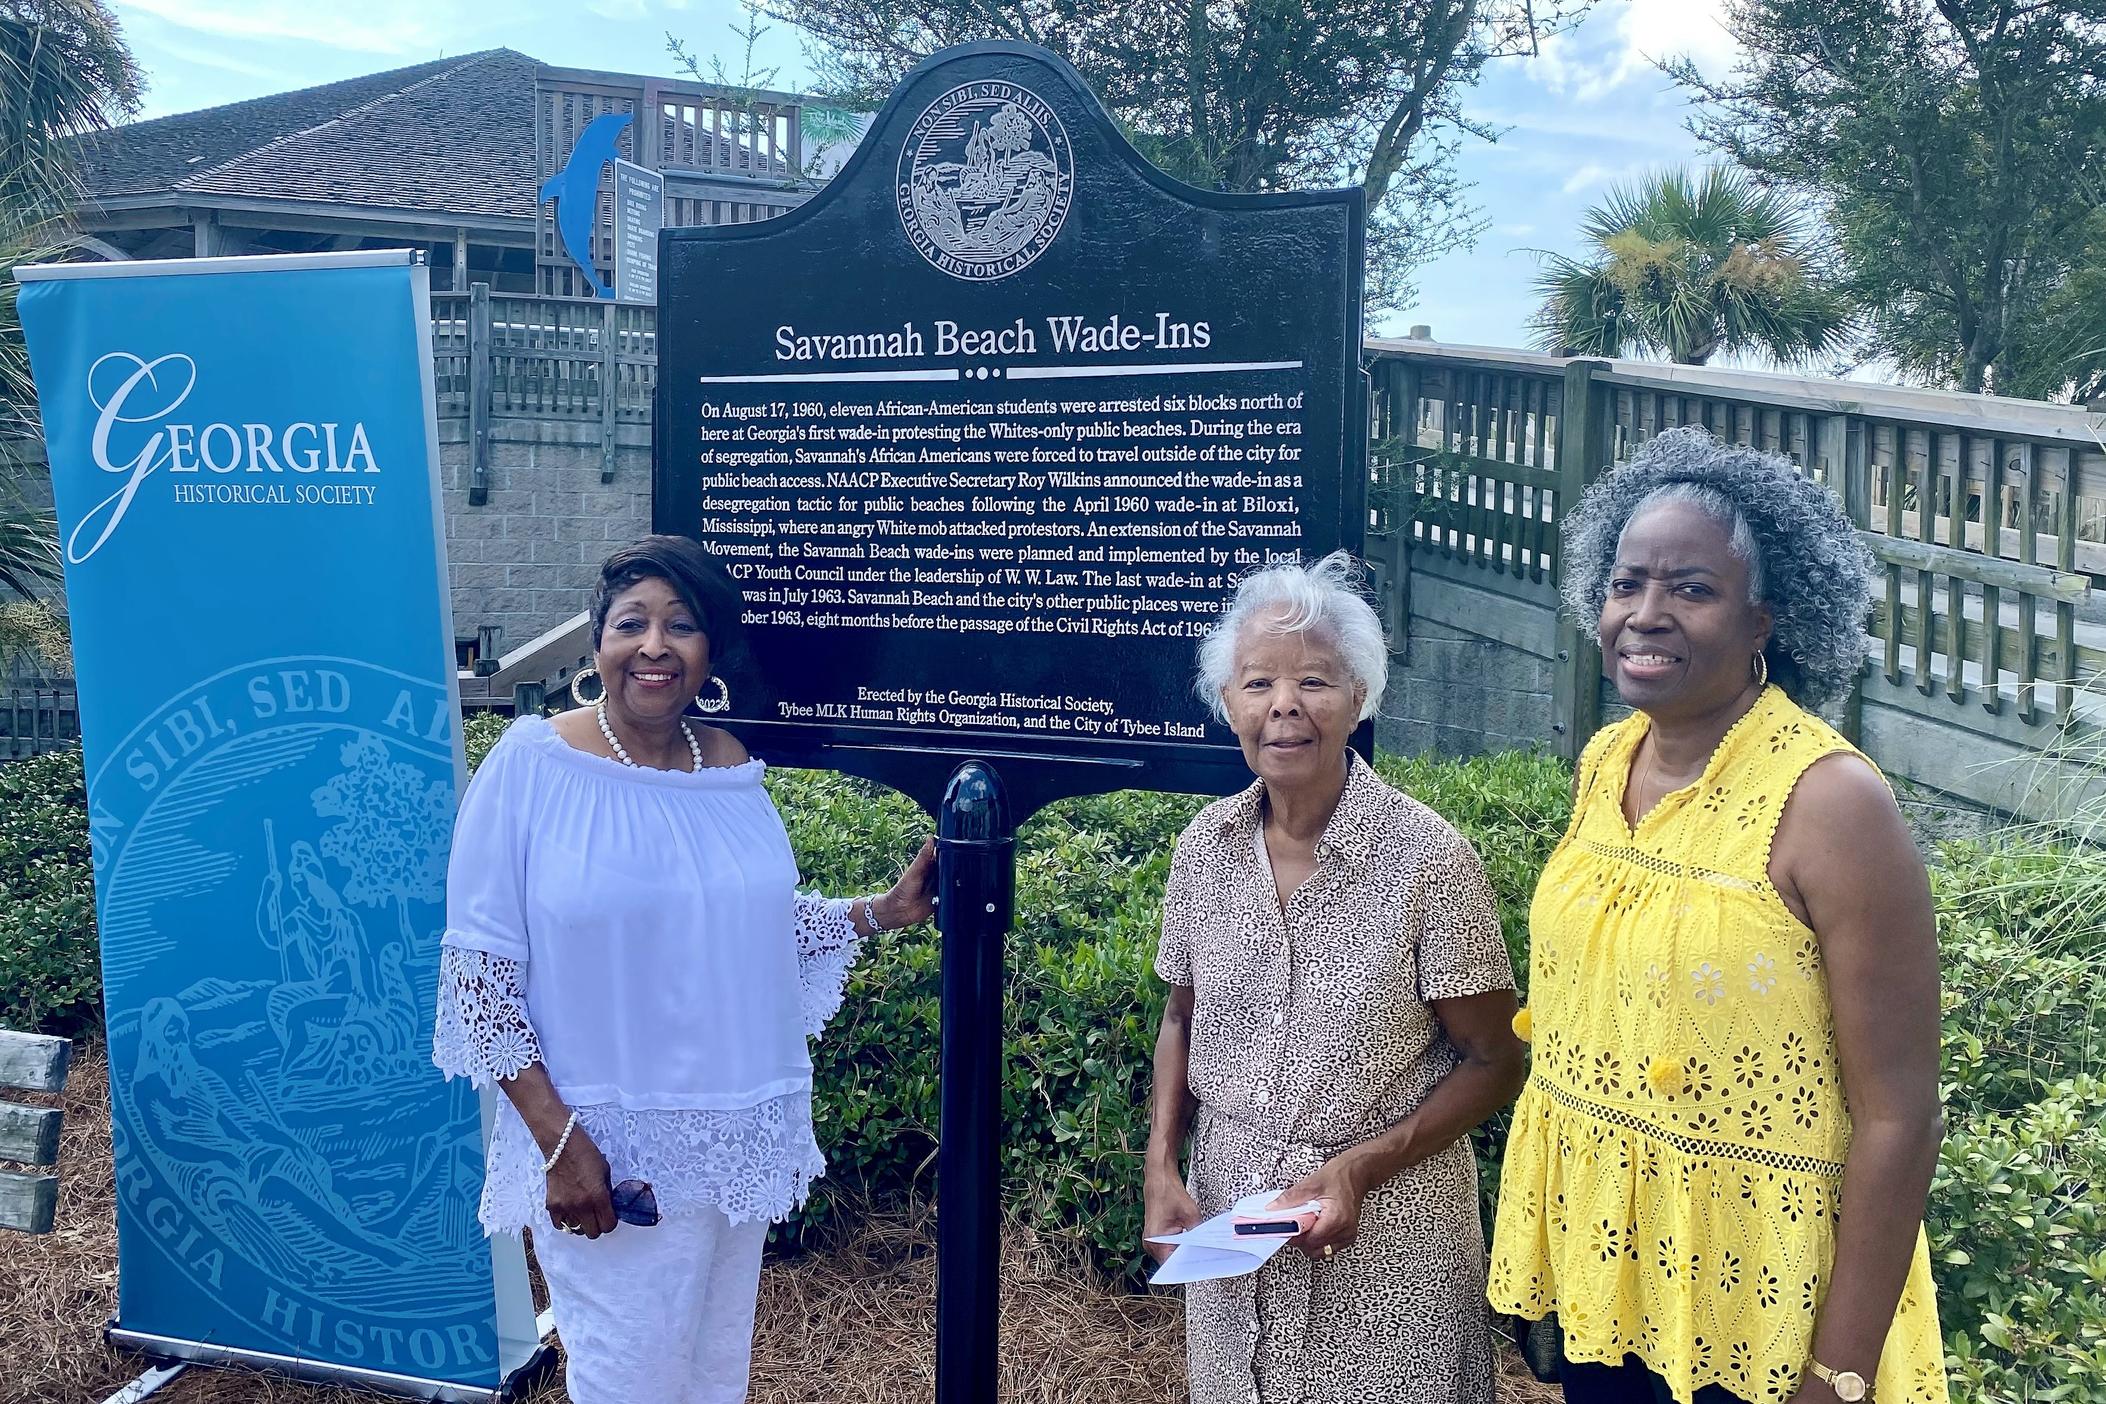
[4,1048,1558,1404]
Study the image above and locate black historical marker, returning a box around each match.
[655,39,1364,1402]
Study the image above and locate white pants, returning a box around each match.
[533,1207,770,1404]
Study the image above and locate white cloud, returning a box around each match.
[1561,162,1614,195]
[124,21,282,81]
[1621,0,1741,82]
[1497,223,1536,237]
[588,0,692,18]
[1472,105,1698,152]
[1529,0,1740,102]
[116,0,459,55]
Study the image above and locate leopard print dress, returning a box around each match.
[1155,751,1514,1404]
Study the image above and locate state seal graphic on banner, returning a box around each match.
[897,80,1073,281]
[95,656,491,1368]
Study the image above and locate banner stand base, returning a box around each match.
[105,1324,557,1403]
[96,1360,186,1404]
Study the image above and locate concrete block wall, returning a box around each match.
[437,421,653,658]
[1378,618,1560,758]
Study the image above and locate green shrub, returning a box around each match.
[1928,843,2106,1404]
[6,714,2103,1402]
[775,750,1572,1281]
[0,748,98,1033]
[462,709,510,770]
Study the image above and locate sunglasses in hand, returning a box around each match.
[611,1179,660,1227]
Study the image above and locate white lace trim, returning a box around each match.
[432,946,541,1085]
[479,1092,827,1232]
[435,902,865,1232]
[794,894,863,1036]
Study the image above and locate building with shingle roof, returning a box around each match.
[71,50,830,295]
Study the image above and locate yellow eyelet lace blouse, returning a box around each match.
[1489,687,1948,1404]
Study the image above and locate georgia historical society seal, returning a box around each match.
[93,656,499,1377]
[897,80,1074,281]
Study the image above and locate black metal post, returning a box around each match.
[935,760,1014,1404]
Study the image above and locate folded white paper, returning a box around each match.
[1145,1193,1323,1286]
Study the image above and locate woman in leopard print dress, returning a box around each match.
[1144,552,1529,1404]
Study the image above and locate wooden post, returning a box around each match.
[1822,414,1870,742]
[1550,359,1611,761]
[601,301,620,483]
[468,282,493,507]
[513,681,547,717]
[1388,357,1420,663]
[452,228,469,291]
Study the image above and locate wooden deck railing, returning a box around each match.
[423,297,2101,764]
[1366,339,2104,759]
[0,685,78,760]
[431,286,658,500]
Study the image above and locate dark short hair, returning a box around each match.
[589,535,752,679]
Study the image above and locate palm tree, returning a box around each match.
[0,216,64,601]
[1,0,143,211]
[1528,167,1849,367]
[0,205,70,601]
[0,0,142,602]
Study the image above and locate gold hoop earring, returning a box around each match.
[694,675,730,714]
[1752,652,1770,689]
[571,667,606,706]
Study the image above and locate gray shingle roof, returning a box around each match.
[77,49,544,220]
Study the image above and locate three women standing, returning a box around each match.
[439,431,1949,1404]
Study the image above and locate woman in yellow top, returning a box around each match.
[1490,427,1947,1404]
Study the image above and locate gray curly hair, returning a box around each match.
[1195,551,1388,723]
[1560,426,1872,709]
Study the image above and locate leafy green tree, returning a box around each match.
[1529,167,1849,367]
[1669,0,2106,397]
[739,0,1594,312]
[1990,207,2106,405]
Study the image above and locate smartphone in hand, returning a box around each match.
[1230,1206,1319,1237]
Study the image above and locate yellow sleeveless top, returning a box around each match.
[1489,687,1948,1404]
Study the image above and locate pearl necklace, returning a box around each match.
[596,699,703,771]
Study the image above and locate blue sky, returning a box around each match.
[112,0,1741,350]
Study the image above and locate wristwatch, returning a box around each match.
[1808,1359,1869,1402]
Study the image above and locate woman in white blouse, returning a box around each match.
[433,535,933,1404]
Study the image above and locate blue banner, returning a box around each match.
[16,252,537,1395]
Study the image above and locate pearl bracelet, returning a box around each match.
[542,1110,579,1174]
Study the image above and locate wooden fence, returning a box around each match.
[422,298,2101,797]
[0,686,77,760]
[431,286,658,500]
[1365,339,2104,775]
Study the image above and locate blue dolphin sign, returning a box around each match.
[540,112,633,299]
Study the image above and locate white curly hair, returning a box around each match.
[1194,550,1389,723]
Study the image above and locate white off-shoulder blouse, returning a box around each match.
[431,715,862,1232]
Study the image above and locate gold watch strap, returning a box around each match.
[1809,1359,1870,1401]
